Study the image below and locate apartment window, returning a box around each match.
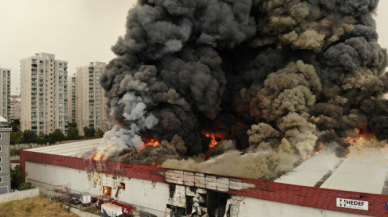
[0,133,2,139]
[0,167,2,172]
[0,146,2,152]
[0,157,2,163]
[0,177,2,183]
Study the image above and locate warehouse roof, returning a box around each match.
[27,139,102,157]
[26,139,388,195]
[275,152,342,187]
[321,148,388,194]
[276,148,388,195]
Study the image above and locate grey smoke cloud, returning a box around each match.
[96,0,388,179]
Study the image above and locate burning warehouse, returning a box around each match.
[21,138,388,217]
[21,0,388,216]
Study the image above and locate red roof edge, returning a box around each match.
[21,150,388,216]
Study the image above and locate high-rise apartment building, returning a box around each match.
[75,62,109,134]
[0,68,11,121]
[67,76,76,123]
[20,53,68,135]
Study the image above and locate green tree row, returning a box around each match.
[10,121,104,145]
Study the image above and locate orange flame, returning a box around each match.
[344,128,375,144]
[92,152,107,161]
[236,121,245,126]
[140,137,160,151]
[202,131,225,149]
[91,142,116,161]
[205,133,218,148]
[151,162,161,168]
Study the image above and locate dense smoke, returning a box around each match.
[96,0,388,180]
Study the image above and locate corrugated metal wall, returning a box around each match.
[25,161,169,216]
[21,150,388,217]
[239,197,370,217]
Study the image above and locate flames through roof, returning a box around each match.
[26,139,388,195]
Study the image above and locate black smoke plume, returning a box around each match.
[98,0,388,179]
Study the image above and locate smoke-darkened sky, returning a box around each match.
[0,0,387,95]
[0,0,136,94]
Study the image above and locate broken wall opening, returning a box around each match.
[207,191,229,217]
[103,186,112,197]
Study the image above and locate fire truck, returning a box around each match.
[94,195,134,217]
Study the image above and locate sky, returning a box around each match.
[0,0,387,95]
[0,0,137,94]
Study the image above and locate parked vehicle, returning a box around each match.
[80,192,92,204]
[101,203,124,217]
[111,200,134,216]
[51,194,71,201]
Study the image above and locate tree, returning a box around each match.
[83,127,90,137]
[89,127,96,137]
[38,132,46,139]
[12,120,20,132]
[68,122,77,128]
[50,129,65,142]
[12,125,19,132]
[67,127,79,140]
[11,165,27,190]
[23,130,37,143]
[96,128,104,138]
[10,131,23,145]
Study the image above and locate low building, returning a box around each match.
[0,116,11,194]
[21,140,388,217]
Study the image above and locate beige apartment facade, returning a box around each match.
[20,53,68,135]
[67,76,76,123]
[0,68,11,121]
[75,62,109,135]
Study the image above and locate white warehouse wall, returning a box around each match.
[239,197,370,217]
[26,161,371,217]
[25,161,170,216]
